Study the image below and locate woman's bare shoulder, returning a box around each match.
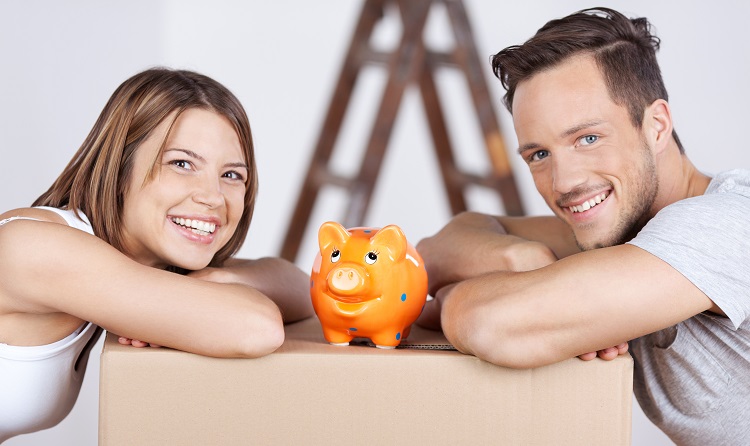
[0,207,68,225]
[0,217,122,309]
[0,208,102,273]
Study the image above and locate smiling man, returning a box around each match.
[415,7,750,444]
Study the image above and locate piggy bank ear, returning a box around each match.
[318,221,350,253]
[372,225,407,261]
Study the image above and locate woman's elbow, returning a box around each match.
[234,306,285,358]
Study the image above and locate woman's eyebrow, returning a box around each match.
[165,148,248,170]
[165,148,205,162]
[224,161,249,170]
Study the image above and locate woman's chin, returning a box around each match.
[167,256,213,272]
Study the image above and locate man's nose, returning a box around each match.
[551,153,587,195]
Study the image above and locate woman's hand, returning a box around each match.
[117,336,161,348]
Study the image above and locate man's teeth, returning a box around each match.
[171,217,216,235]
[569,193,608,213]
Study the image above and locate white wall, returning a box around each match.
[3,1,749,444]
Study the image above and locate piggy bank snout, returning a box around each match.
[327,265,367,296]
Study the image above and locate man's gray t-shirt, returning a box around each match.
[627,169,750,445]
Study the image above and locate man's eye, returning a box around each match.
[580,135,599,146]
[530,150,550,162]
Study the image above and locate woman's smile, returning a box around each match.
[168,215,220,243]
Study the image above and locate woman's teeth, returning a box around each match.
[171,217,216,235]
[569,192,608,213]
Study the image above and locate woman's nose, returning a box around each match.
[192,176,224,208]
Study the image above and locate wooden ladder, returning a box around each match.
[280,0,524,262]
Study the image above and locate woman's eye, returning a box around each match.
[222,171,246,182]
[171,160,193,170]
[579,135,599,146]
[530,150,550,162]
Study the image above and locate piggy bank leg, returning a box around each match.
[371,330,405,349]
[402,325,412,340]
[322,327,354,346]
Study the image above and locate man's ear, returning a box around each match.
[644,99,674,155]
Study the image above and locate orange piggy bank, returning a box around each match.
[310,221,428,349]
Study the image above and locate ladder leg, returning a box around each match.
[445,0,525,215]
[418,56,468,214]
[280,0,525,263]
[343,0,433,227]
[280,0,385,261]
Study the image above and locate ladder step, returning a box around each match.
[449,170,510,190]
[279,0,524,262]
[312,166,354,189]
[360,49,458,67]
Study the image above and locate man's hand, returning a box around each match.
[417,212,558,297]
[578,342,629,361]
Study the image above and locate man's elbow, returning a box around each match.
[442,298,550,370]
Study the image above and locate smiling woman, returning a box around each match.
[119,108,249,270]
[0,68,314,442]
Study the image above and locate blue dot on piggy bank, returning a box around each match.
[396,333,401,340]
[401,293,406,302]
[349,327,358,332]
[363,229,372,233]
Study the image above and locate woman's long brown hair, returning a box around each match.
[34,68,258,268]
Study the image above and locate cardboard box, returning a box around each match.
[99,317,632,445]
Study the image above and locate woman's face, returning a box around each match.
[120,108,248,270]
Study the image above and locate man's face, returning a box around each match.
[512,55,658,250]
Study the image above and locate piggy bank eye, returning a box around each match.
[330,249,341,263]
[365,251,378,265]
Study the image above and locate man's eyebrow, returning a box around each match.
[516,120,606,154]
[517,142,541,155]
[560,120,605,138]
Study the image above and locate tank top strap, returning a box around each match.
[0,208,94,236]
[0,216,43,226]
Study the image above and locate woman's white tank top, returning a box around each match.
[0,207,102,442]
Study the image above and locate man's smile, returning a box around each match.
[568,192,610,213]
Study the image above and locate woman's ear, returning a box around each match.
[644,99,674,155]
